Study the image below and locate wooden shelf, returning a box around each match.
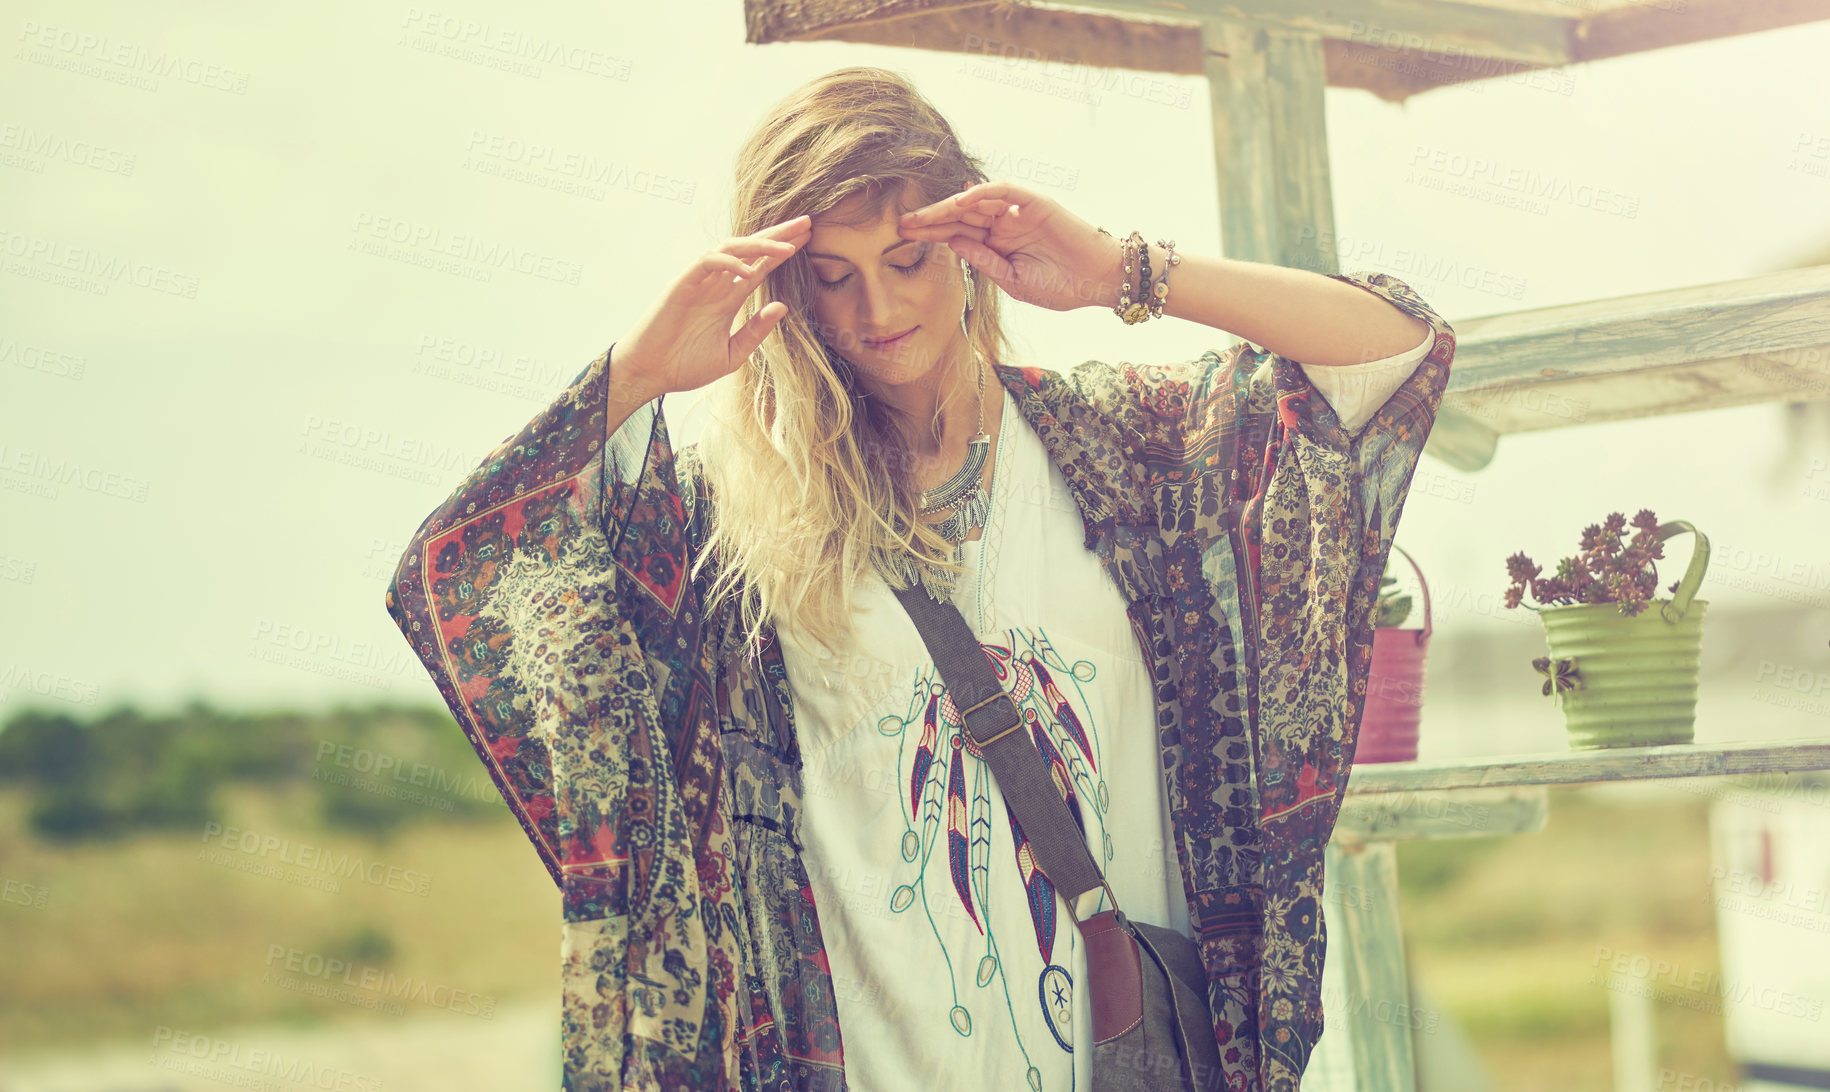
[1425,265,1830,470]
[1345,737,1830,794]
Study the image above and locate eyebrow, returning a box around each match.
[803,238,921,262]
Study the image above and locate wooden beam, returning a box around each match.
[1054,0,1575,66]
[1321,36,1549,102]
[1443,265,1830,436]
[1344,738,1830,794]
[1203,19,1337,270]
[764,2,1568,102]
[1573,0,1830,63]
[783,3,1211,74]
[745,0,1830,102]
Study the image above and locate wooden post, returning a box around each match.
[1198,15,1501,473]
[1201,18,1336,274]
[1325,840,1419,1092]
[1608,980,1659,1092]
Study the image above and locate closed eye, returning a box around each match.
[816,246,929,291]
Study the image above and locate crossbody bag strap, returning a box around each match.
[889,583,1115,917]
[891,358,1250,917]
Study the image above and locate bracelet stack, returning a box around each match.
[1096,227,1179,325]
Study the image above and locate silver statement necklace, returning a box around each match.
[916,353,992,541]
[881,351,993,602]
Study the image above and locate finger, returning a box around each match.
[710,253,781,299]
[900,204,994,231]
[898,196,952,227]
[949,238,1013,285]
[705,250,798,309]
[961,198,1015,220]
[696,265,783,305]
[901,181,1032,228]
[949,181,1023,208]
[898,222,990,245]
[720,237,802,260]
[900,189,989,227]
[726,232,808,271]
[729,301,788,363]
[690,251,756,285]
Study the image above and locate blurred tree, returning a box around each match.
[0,700,503,842]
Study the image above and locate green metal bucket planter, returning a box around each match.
[1535,521,1710,750]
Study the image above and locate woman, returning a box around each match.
[383,67,1454,1092]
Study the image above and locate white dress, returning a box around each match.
[763,329,1436,1092]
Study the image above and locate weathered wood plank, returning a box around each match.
[1203,20,1337,271]
[1420,406,1499,471]
[745,0,1575,67]
[1344,738,1830,794]
[1054,0,1576,66]
[1326,841,1419,1092]
[775,4,1574,103]
[782,2,1213,75]
[747,0,1830,103]
[1334,785,1548,843]
[1574,0,1830,64]
[1446,265,1830,386]
[1439,265,1830,436]
[1447,347,1830,436]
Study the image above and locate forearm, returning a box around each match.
[1095,245,1432,367]
[605,342,672,440]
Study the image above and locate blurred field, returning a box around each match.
[0,703,1752,1090]
[0,701,559,1085]
[0,784,556,1056]
[1399,787,1738,1091]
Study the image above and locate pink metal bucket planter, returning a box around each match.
[1358,545,1432,764]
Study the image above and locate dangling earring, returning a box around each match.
[959,257,976,336]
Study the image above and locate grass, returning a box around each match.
[0,783,555,1056]
[0,776,1759,1092]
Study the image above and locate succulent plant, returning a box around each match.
[1375,561,1413,628]
[1503,509,1681,618]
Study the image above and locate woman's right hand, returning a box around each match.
[613,214,812,398]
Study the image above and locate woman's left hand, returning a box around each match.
[899,181,1122,313]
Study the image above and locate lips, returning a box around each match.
[860,326,917,349]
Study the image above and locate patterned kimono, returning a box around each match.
[382,271,1457,1091]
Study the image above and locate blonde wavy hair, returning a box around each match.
[696,66,1013,659]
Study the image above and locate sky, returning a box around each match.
[2,1,1828,748]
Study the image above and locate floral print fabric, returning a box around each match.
[381,271,1456,1091]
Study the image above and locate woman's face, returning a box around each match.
[803,181,967,392]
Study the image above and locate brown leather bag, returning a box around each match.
[891,584,1225,1092]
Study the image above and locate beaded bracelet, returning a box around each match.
[1096,227,1171,325]
[1136,235,1152,314]
[1148,238,1179,319]
[1112,228,1141,323]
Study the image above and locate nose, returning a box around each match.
[856,271,896,332]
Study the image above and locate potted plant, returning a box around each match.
[1502,510,1710,750]
[1358,545,1432,764]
